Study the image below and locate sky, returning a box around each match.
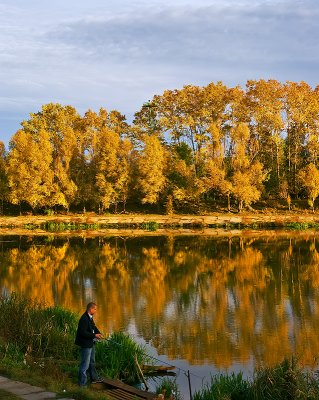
[1,0,319,144]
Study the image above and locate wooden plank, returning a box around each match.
[103,386,154,400]
[101,377,156,399]
[105,388,149,400]
[112,388,137,399]
[104,392,126,400]
[142,365,175,372]
[105,389,134,400]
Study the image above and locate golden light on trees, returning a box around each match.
[298,163,319,212]
[2,79,319,212]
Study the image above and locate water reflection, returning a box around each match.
[1,234,319,370]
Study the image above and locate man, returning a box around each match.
[75,302,103,386]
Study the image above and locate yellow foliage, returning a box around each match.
[298,163,319,211]
[136,135,167,204]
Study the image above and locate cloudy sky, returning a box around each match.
[0,0,318,144]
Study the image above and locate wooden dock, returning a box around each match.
[95,377,158,400]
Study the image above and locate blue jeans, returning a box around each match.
[78,346,99,386]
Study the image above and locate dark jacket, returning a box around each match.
[75,312,101,348]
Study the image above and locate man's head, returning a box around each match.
[86,302,97,315]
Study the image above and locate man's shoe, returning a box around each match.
[91,379,104,384]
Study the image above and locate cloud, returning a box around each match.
[44,1,319,68]
[0,0,319,143]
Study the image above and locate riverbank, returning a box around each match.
[0,211,319,232]
[0,294,151,400]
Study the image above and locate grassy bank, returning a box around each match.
[1,211,319,232]
[0,293,150,400]
[193,358,319,400]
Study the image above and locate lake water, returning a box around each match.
[1,232,319,396]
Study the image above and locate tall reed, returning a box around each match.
[155,378,182,400]
[0,293,77,359]
[252,358,319,400]
[95,331,150,384]
[193,372,251,400]
[193,359,319,400]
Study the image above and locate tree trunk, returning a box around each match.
[227,193,230,212]
[238,200,243,213]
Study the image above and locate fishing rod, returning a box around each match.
[99,334,200,400]
[100,334,202,379]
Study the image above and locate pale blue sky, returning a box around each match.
[0,0,318,144]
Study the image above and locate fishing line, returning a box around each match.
[102,336,204,381]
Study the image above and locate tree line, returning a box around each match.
[1,79,319,214]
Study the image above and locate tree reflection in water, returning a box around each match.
[1,234,319,369]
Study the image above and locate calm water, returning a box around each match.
[1,233,319,396]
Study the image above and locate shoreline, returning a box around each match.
[0,212,318,234]
[1,211,319,225]
[0,211,319,237]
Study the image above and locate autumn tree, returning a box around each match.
[7,128,54,210]
[298,163,319,212]
[70,109,99,209]
[0,142,8,213]
[232,163,265,212]
[166,143,203,208]
[245,79,284,193]
[136,134,167,204]
[230,123,266,211]
[77,108,131,212]
[7,103,80,210]
[137,83,231,176]
[284,82,316,195]
[96,130,132,212]
[34,103,80,209]
[201,123,232,210]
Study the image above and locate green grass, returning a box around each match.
[0,293,78,359]
[0,357,110,400]
[95,331,151,384]
[44,222,99,231]
[193,359,319,400]
[285,222,319,230]
[251,358,319,400]
[0,389,21,400]
[193,372,251,400]
[22,221,100,231]
[155,378,182,400]
[140,221,159,231]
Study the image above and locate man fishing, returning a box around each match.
[75,302,104,386]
